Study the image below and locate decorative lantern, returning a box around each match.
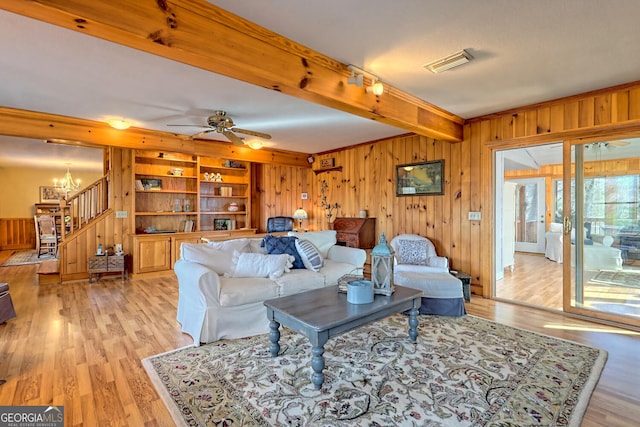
[371,233,395,295]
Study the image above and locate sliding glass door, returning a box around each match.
[564,139,640,325]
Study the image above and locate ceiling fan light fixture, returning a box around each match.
[106,118,132,130]
[245,139,264,150]
[423,49,473,74]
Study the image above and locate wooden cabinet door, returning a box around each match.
[172,235,204,266]
[134,236,172,273]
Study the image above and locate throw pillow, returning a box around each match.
[262,235,305,269]
[396,239,428,265]
[295,239,324,272]
[206,238,250,253]
[180,242,249,276]
[287,230,337,258]
[228,251,294,280]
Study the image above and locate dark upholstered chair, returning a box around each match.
[0,283,16,324]
[266,216,294,233]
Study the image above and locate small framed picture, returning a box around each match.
[214,219,229,230]
[40,186,64,203]
[140,179,162,191]
[320,158,335,168]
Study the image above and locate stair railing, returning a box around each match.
[58,176,109,240]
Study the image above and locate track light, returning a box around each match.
[366,80,384,96]
[347,69,363,87]
[347,64,384,95]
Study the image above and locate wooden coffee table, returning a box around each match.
[264,285,422,389]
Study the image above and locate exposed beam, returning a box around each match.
[0,107,311,168]
[0,0,463,142]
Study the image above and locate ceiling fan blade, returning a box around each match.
[608,140,630,147]
[222,130,245,146]
[192,129,216,138]
[167,124,210,128]
[231,127,272,139]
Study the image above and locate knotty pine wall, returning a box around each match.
[255,80,640,299]
[254,133,482,295]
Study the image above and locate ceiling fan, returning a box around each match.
[584,140,630,150]
[167,110,271,146]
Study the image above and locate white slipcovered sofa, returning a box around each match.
[174,230,366,345]
[546,223,623,271]
[570,234,623,271]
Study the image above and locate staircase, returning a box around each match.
[58,176,109,240]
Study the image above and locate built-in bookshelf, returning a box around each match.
[133,151,252,234]
[133,151,198,234]
[199,159,251,231]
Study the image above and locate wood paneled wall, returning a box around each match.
[254,133,482,290]
[0,218,35,250]
[473,80,640,297]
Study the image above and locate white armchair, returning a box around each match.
[545,222,564,263]
[389,234,465,316]
[390,234,450,274]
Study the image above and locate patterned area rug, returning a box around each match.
[0,250,55,266]
[143,315,606,426]
[591,269,640,288]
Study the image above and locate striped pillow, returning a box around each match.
[295,239,324,272]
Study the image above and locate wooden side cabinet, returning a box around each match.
[88,253,128,282]
[332,217,376,249]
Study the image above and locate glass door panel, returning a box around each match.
[512,178,546,254]
[565,139,640,325]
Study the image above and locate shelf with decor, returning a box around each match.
[134,150,199,234]
[198,159,251,232]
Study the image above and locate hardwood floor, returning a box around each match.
[1,253,639,426]
[496,252,564,310]
[497,252,640,319]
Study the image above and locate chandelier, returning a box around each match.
[54,166,81,194]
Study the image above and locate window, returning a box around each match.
[554,175,640,235]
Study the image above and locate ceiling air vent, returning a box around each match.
[423,49,472,74]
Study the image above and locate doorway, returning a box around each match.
[511,178,546,254]
[494,143,562,308]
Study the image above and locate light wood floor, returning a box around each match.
[497,252,640,319]
[1,253,639,426]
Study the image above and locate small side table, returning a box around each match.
[88,253,128,283]
[450,270,471,302]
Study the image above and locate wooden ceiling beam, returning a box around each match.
[1,0,463,142]
[0,107,310,168]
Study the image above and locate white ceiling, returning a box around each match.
[1,0,640,170]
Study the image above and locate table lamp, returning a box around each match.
[293,208,308,231]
